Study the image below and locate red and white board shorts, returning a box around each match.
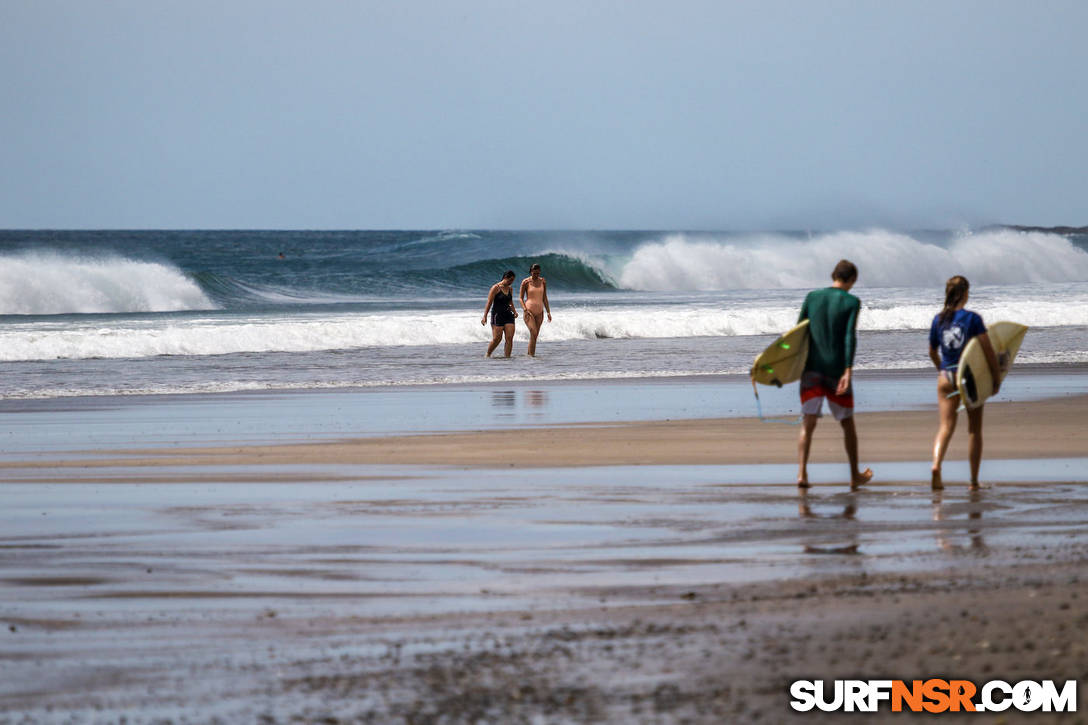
[800,371,854,421]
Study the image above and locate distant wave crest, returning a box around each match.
[5,229,1088,318]
[617,229,1088,290]
[187,252,620,309]
[439,252,617,291]
[0,252,216,315]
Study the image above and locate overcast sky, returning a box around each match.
[1,1,1085,230]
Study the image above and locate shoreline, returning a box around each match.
[0,366,1086,469]
[2,393,1084,473]
[2,361,1086,407]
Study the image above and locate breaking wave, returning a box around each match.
[617,229,1088,290]
[0,252,216,315]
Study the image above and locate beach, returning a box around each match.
[2,371,1087,722]
[6,0,1088,717]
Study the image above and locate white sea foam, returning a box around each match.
[616,229,1088,290]
[2,292,1086,362]
[1,369,722,399]
[8,350,1088,400]
[2,307,800,361]
[0,252,215,315]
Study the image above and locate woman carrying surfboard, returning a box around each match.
[928,276,1001,490]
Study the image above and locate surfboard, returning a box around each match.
[955,321,1028,409]
[751,320,810,387]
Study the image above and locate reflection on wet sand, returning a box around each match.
[526,390,548,417]
[491,390,517,417]
[933,488,986,551]
[798,491,860,555]
[490,389,550,419]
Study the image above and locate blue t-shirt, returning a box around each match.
[929,309,986,370]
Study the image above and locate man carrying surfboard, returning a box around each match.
[796,260,874,489]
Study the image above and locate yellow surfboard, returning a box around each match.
[956,321,1028,410]
[751,320,810,388]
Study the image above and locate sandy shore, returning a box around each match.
[3,558,1087,722]
[2,384,1086,722]
[2,393,1084,474]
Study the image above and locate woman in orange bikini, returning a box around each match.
[519,263,552,357]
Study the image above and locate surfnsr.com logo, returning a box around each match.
[790,679,1078,713]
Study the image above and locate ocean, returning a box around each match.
[1,228,1086,400]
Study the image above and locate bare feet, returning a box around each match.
[931,468,943,490]
[850,467,873,489]
[797,476,810,489]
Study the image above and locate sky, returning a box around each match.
[1,0,1086,230]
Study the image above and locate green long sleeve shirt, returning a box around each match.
[798,286,860,378]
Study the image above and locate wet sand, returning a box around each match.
[1,392,1085,473]
[1,380,1087,722]
[3,471,1088,722]
[4,560,1087,722]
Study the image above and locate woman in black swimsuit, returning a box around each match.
[482,270,518,357]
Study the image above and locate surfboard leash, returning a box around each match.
[751,378,803,425]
